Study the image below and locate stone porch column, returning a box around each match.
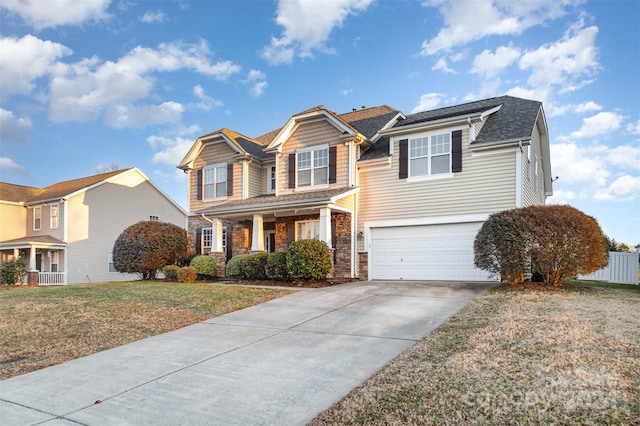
[319,207,332,248]
[251,213,264,252]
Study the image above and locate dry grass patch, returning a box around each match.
[0,281,291,379]
[311,284,640,425]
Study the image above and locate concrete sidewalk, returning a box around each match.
[0,280,494,426]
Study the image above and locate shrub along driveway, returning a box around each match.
[0,280,492,426]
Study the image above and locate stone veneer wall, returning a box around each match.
[358,252,368,281]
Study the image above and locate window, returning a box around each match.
[534,155,539,192]
[149,215,159,221]
[409,133,450,178]
[296,220,320,240]
[108,251,116,272]
[33,206,41,230]
[202,228,213,249]
[50,204,59,229]
[51,251,58,273]
[268,166,276,194]
[297,145,328,188]
[203,163,227,200]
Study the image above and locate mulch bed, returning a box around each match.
[218,278,352,288]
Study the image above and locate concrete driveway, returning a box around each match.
[0,280,494,426]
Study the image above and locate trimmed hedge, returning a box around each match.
[177,266,197,283]
[190,255,217,279]
[244,253,268,280]
[162,265,179,280]
[266,251,289,280]
[226,254,249,279]
[286,239,332,280]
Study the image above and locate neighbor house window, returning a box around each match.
[409,133,451,178]
[33,206,42,230]
[202,228,213,249]
[534,155,539,192]
[149,215,159,221]
[50,204,59,229]
[297,145,328,188]
[203,163,227,200]
[296,220,320,240]
[51,251,59,273]
[108,251,116,272]
[268,166,276,194]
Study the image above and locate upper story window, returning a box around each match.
[297,145,328,188]
[33,206,42,230]
[409,133,450,178]
[268,166,276,194]
[50,204,59,229]
[204,163,227,200]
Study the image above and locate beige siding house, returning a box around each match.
[178,96,552,281]
[0,168,187,285]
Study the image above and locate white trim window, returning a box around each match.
[50,203,59,229]
[268,166,276,194]
[202,228,213,249]
[296,220,320,240]
[51,251,59,272]
[297,145,328,188]
[108,251,117,272]
[203,163,227,200]
[409,133,451,178]
[33,206,42,230]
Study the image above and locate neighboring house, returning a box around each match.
[0,168,187,285]
[178,95,552,281]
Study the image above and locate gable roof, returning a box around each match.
[0,183,42,203]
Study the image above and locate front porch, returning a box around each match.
[0,236,67,286]
[190,188,358,279]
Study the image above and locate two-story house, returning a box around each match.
[0,168,187,285]
[178,95,552,281]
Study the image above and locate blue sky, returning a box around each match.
[1,0,638,246]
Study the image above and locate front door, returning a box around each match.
[265,231,276,253]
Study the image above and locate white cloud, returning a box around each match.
[0,157,28,175]
[569,111,624,139]
[412,93,444,113]
[551,142,609,188]
[626,119,640,135]
[48,40,240,126]
[260,0,374,65]
[244,69,268,97]
[0,108,33,143]
[471,45,521,78]
[547,189,577,204]
[432,58,456,74]
[0,35,72,97]
[574,101,602,113]
[251,81,268,97]
[141,10,165,23]
[519,20,599,91]
[0,0,111,29]
[192,85,223,111]
[606,144,640,170]
[420,0,573,55]
[148,125,201,165]
[594,175,640,201]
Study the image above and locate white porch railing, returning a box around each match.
[39,272,67,285]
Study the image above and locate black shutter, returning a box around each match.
[329,146,337,184]
[399,139,408,179]
[287,222,295,244]
[227,163,234,196]
[452,130,462,173]
[288,153,296,189]
[195,228,202,254]
[196,169,203,200]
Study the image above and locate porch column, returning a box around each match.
[211,218,223,253]
[251,214,264,252]
[320,207,332,248]
[29,246,37,271]
[13,248,19,259]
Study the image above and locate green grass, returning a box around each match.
[311,281,640,425]
[0,281,292,379]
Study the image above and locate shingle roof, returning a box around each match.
[0,169,130,204]
[396,95,541,145]
[0,235,67,245]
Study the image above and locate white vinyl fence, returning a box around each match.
[578,251,639,285]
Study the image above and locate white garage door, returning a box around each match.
[369,222,494,281]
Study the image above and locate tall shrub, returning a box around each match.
[244,253,268,280]
[286,239,332,280]
[1,258,27,285]
[113,221,190,280]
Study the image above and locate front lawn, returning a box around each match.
[311,282,640,425]
[0,281,292,379]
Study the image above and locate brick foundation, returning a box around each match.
[27,271,38,287]
[358,252,368,281]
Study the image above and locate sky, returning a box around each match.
[0,0,638,246]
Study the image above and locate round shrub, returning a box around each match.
[190,255,217,280]
[226,254,249,279]
[244,253,268,280]
[162,265,179,280]
[266,251,289,280]
[286,239,332,280]
[177,266,197,283]
[1,258,27,285]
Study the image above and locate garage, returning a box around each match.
[369,222,494,281]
